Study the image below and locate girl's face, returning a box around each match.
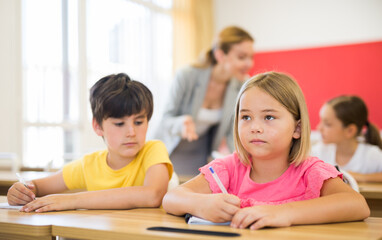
[238,87,301,162]
[93,111,148,164]
[221,40,254,81]
[317,104,348,144]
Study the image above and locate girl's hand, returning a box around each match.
[7,182,36,206]
[231,205,292,230]
[196,194,240,223]
[182,115,198,142]
[20,194,76,213]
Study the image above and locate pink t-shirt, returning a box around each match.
[199,153,342,208]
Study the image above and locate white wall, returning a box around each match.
[214,0,382,51]
[0,0,22,165]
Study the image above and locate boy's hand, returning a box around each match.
[231,205,292,230]
[20,194,75,213]
[7,182,36,206]
[196,194,240,223]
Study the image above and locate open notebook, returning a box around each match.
[0,202,23,210]
[185,213,231,225]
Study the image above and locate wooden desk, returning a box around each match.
[1,197,381,240]
[0,171,53,195]
[359,183,382,217]
[51,209,382,240]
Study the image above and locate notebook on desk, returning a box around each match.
[185,213,231,225]
[0,202,22,210]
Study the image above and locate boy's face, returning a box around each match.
[93,111,148,164]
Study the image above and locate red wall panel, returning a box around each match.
[249,41,382,130]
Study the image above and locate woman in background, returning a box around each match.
[312,95,382,182]
[154,26,254,175]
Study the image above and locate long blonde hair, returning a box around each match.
[233,72,311,166]
[193,26,254,68]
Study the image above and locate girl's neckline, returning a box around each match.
[246,163,292,185]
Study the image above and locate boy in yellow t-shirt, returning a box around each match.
[7,73,173,212]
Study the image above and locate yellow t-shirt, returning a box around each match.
[62,140,173,191]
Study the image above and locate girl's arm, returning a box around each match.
[347,171,382,183]
[20,163,170,212]
[231,177,370,230]
[288,177,370,224]
[163,174,241,223]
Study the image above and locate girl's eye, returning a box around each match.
[265,115,275,121]
[238,55,246,60]
[242,115,251,121]
[115,122,124,127]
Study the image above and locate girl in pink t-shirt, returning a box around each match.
[163,72,370,230]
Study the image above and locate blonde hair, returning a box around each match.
[193,26,254,68]
[233,72,311,166]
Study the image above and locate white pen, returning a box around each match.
[208,166,228,194]
[16,173,36,199]
[15,173,28,187]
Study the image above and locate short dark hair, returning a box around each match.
[90,73,153,125]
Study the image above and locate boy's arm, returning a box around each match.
[231,177,370,230]
[162,174,240,222]
[21,163,170,212]
[7,171,68,205]
[75,163,171,209]
[32,170,69,196]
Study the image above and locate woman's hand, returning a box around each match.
[182,115,198,142]
[196,193,240,223]
[7,182,36,206]
[20,194,77,213]
[231,205,292,230]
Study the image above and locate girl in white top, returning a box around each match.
[312,95,382,183]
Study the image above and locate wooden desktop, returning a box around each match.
[0,196,382,240]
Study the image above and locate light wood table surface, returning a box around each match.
[359,182,382,217]
[1,197,382,240]
[51,208,382,240]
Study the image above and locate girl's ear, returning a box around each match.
[213,48,225,63]
[293,120,301,139]
[92,118,103,136]
[345,123,358,138]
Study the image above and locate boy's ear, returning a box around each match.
[293,120,301,139]
[345,123,358,138]
[92,118,103,136]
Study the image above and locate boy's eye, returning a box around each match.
[265,115,275,121]
[114,122,124,127]
[134,121,143,125]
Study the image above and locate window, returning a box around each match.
[22,0,173,168]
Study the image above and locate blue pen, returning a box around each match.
[208,166,228,194]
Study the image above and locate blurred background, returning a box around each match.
[0,0,381,170]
